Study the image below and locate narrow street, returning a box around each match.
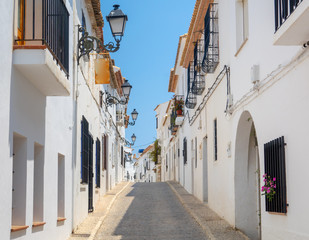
[94,183,208,240]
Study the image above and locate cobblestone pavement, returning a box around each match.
[94,182,209,240]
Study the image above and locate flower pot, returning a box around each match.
[176,109,183,116]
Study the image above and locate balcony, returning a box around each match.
[274,0,309,45]
[13,0,70,96]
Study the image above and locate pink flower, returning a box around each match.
[264,178,267,182]
[263,174,266,178]
[267,189,271,194]
[274,184,276,188]
[261,186,265,191]
[273,177,276,181]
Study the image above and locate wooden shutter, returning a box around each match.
[81,116,89,183]
[96,138,101,188]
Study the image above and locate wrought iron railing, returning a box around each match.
[16,0,70,77]
[202,3,219,74]
[192,40,205,95]
[185,62,197,109]
[274,0,303,31]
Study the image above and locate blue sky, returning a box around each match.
[101,1,194,152]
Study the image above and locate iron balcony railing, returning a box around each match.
[274,0,303,31]
[185,62,197,109]
[202,3,219,74]
[17,0,70,77]
[192,40,205,95]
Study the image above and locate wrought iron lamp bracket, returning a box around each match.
[124,119,136,126]
[105,91,127,107]
[78,26,120,64]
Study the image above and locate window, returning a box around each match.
[58,154,65,219]
[99,91,103,108]
[235,0,249,51]
[81,116,93,183]
[264,136,287,213]
[95,138,101,188]
[214,119,218,161]
[156,117,158,129]
[121,146,124,166]
[102,135,108,170]
[183,138,187,164]
[33,143,44,223]
[166,154,168,171]
[195,137,198,168]
[12,133,27,227]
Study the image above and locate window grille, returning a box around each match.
[214,119,217,161]
[185,63,197,109]
[264,136,287,213]
[183,138,188,164]
[192,40,205,95]
[81,116,89,183]
[202,3,219,74]
[95,138,101,188]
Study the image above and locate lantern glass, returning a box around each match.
[106,5,128,40]
[121,80,132,98]
[131,109,138,121]
[131,134,136,143]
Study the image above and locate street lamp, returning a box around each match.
[105,79,132,106]
[124,133,136,146]
[78,4,128,63]
[125,109,139,126]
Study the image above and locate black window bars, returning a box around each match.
[202,3,219,74]
[274,0,303,31]
[185,62,197,109]
[16,0,70,77]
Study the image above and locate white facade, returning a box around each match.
[0,0,128,239]
[158,0,309,239]
[134,145,157,183]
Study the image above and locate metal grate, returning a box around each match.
[81,116,89,183]
[264,136,287,213]
[192,41,205,95]
[95,138,101,188]
[17,0,70,76]
[202,3,219,74]
[185,63,197,109]
[183,138,187,165]
[274,0,303,31]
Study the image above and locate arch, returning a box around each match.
[235,111,261,240]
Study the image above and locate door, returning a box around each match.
[17,0,25,45]
[203,137,208,203]
[88,136,94,212]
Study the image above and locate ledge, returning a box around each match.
[57,217,66,222]
[11,225,29,232]
[32,222,46,227]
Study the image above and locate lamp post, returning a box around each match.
[124,133,136,146]
[125,109,139,126]
[105,79,132,106]
[78,4,128,63]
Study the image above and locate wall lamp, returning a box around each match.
[78,4,128,64]
[124,134,136,147]
[105,79,132,106]
[125,109,138,126]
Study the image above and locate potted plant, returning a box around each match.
[175,99,184,116]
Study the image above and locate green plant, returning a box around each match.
[261,174,276,201]
[150,139,161,165]
[175,99,184,111]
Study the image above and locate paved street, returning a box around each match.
[94,182,208,240]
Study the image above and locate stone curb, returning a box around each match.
[88,182,131,240]
[167,181,249,240]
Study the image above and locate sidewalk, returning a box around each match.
[167,181,249,240]
[68,182,130,240]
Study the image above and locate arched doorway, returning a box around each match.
[235,111,261,240]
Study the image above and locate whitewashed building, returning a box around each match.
[0,0,129,239]
[158,0,309,239]
[1,0,74,239]
[134,145,157,183]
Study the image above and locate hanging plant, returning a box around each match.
[150,139,161,165]
[261,174,276,201]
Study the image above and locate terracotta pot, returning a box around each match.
[176,109,183,116]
